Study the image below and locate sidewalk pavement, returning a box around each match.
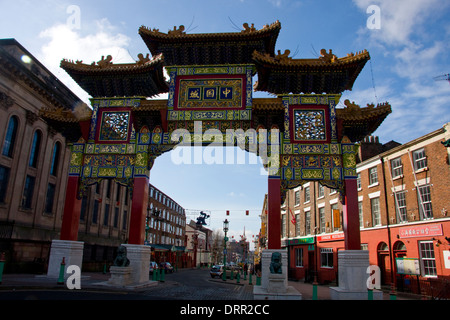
[0,272,420,300]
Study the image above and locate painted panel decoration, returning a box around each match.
[97,110,131,142]
[167,65,254,121]
[275,94,357,193]
[290,105,330,144]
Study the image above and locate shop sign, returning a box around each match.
[286,237,315,246]
[317,233,344,242]
[398,223,443,239]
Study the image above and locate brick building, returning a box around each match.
[146,184,187,268]
[264,122,450,293]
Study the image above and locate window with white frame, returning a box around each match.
[357,173,362,190]
[295,213,300,236]
[318,183,324,198]
[413,149,427,171]
[395,191,407,223]
[320,248,334,268]
[391,157,403,178]
[319,207,326,233]
[419,241,437,277]
[418,185,433,219]
[295,248,303,267]
[369,167,378,185]
[294,190,300,206]
[371,197,381,226]
[281,213,287,237]
[305,211,311,235]
[358,201,364,228]
[304,186,310,203]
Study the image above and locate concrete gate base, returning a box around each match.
[253,249,302,300]
[329,250,383,300]
[47,240,84,278]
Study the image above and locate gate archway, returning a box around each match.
[41,21,391,280]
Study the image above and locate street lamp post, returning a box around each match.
[222,219,229,281]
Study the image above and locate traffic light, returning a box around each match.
[246,210,249,216]
[226,210,230,216]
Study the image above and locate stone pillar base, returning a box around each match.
[329,250,382,300]
[47,240,84,278]
[122,244,150,285]
[108,266,134,286]
[253,249,301,300]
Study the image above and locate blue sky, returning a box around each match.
[1,0,449,244]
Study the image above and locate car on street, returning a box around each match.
[149,261,159,274]
[210,265,224,278]
[160,262,174,273]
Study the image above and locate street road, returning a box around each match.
[0,268,253,300]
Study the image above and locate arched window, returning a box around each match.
[50,142,61,176]
[2,116,18,157]
[29,130,42,168]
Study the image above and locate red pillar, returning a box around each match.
[267,176,281,249]
[128,176,149,245]
[343,178,361,250]
[60,176,82,241]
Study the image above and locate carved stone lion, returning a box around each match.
[113,245,130,267]
[269,252,282,274]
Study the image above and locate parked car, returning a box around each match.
[160,262,174,273]
[149,261,159,274]
[210,265,224,278]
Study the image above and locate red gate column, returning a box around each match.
[267,176,281,249]
[60,176,82,241]
[343,178,361,250]
[128,176,149,245]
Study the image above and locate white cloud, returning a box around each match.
[353,0,445,46]
[37,18,134,104]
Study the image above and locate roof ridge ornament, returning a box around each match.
[241,22,256,33]
[319,49,337,63]
[275,49,292,62]
[93,55,113,68]
[168,25,185,35]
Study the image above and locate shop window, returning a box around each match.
[419,241,437,277]
[295,248,303,267]
[320,248,334,268]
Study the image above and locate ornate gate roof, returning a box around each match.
[138,21,281,65]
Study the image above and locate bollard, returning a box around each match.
[57,257,66,285]
[152,269,156,281]
[389,284,397,300]
[156,268,160,281]
[256,276,261,286]
[0,252,5,285]
[230,269,234,280]
[236,272,240,284]
[368,288,373,300]
[248,273,252,285]
[312,281,318,300]
[160,268,165,282]
[103,261,107,274]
